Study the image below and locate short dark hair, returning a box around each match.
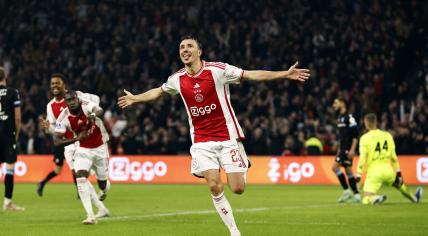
[0,67,6,81]
[51,73,68,84]
[364,113,377,124]
[180,35,203,50]
[64,90,77,98]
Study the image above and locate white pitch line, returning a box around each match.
[99,204,339,222]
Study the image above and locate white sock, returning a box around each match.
[211,192,239,234]
[4,198,11,205]
[86,181,106,210]
[77,177,94,217]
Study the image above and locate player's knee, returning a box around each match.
[230,185,245,195]
[75,170,89,178]
[208,181,223,196]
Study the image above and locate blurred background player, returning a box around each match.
[55,90,109,224]
[332,97,360,203]
[356,113,422,205]
[118,36,310,236]
[0,67,24,211]
[38,73,101,197]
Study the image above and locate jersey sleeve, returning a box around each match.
[357,135,368,176]
[161,75,179,95]
[54,116,68,134]
[388,133,400,171]
[46,104,56,134]
[77,91,100,105]
[222,63,244,85]
[82,101,99,115]
[12,89,21,107]
[348,114,358,139]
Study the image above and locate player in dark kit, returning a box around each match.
[332,97,361,203]
[0,67,25,211]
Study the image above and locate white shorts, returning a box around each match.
[74,144,109,181]
[190,140,249,178]
[64,143,77,170]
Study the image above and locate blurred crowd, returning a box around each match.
[1,0,427,155]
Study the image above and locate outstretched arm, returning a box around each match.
[242,62,310,82]
[117,87,166,109]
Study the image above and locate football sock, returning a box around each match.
[211,192,239,234]
[5,169,14,199]
[398,184,416,203]
[42,171,58,184]
[77,177,94,216]
[335,172,349,190]
[97,180,107,192]
[347,173,359,194]
[86,181,105,210]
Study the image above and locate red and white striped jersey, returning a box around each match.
[46,91,100,137]
[161,61,245,143]
[55,101,108,148]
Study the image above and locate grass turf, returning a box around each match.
[0,184,426,236]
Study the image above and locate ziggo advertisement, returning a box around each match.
[1,156,427,185]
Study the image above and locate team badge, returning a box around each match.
[195,93,204,103]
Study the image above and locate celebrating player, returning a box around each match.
[118,36,310,235]
[55,90,110,224]
[332,97,361,203]
[356,113,423,205]
[0,67,24,211]
[38,73,106,198]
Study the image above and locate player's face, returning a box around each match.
[50,77,65,96]
[64,93,80,111]
[333,99,342,111]
[179,39,202,65]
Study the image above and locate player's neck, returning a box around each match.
[340,107,347,114]
[54,95,64,101]
[0,80,6,86]
[185,59,203,76]
[69,107,82,116]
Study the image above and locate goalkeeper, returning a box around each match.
[356,113,422,205]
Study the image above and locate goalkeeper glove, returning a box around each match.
[392,171,403,188]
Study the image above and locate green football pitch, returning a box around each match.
[0,184,426,236]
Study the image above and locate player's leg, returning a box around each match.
[390,173,421,203]
[74,148,97,224]
[64,144,79,198]
[2,142,24,211]
[95,144,110,201]
[344,166,360,202]
[38,145,65,196]
[362,175,386,205]
[332,157,350,203]
[204,169,240,236]
[191,142,240,236]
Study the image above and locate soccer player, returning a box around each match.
[118,36,310,236]
[0,67,24,211]
[38,73,108,199]
[55,90,110,224]
[356,113,423,205]
[332,97,360,203]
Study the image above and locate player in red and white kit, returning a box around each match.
[55,90,110,224]
[118,36,310,235]
[38,73,105,197]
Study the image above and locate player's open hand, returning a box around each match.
[286,61,310,82]
[118,89,136,109]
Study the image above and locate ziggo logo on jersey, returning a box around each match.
[109,157,167,181]
[268,158,315,183]
[190,104,216,116]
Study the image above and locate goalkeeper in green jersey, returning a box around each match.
[356,113,423,205]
